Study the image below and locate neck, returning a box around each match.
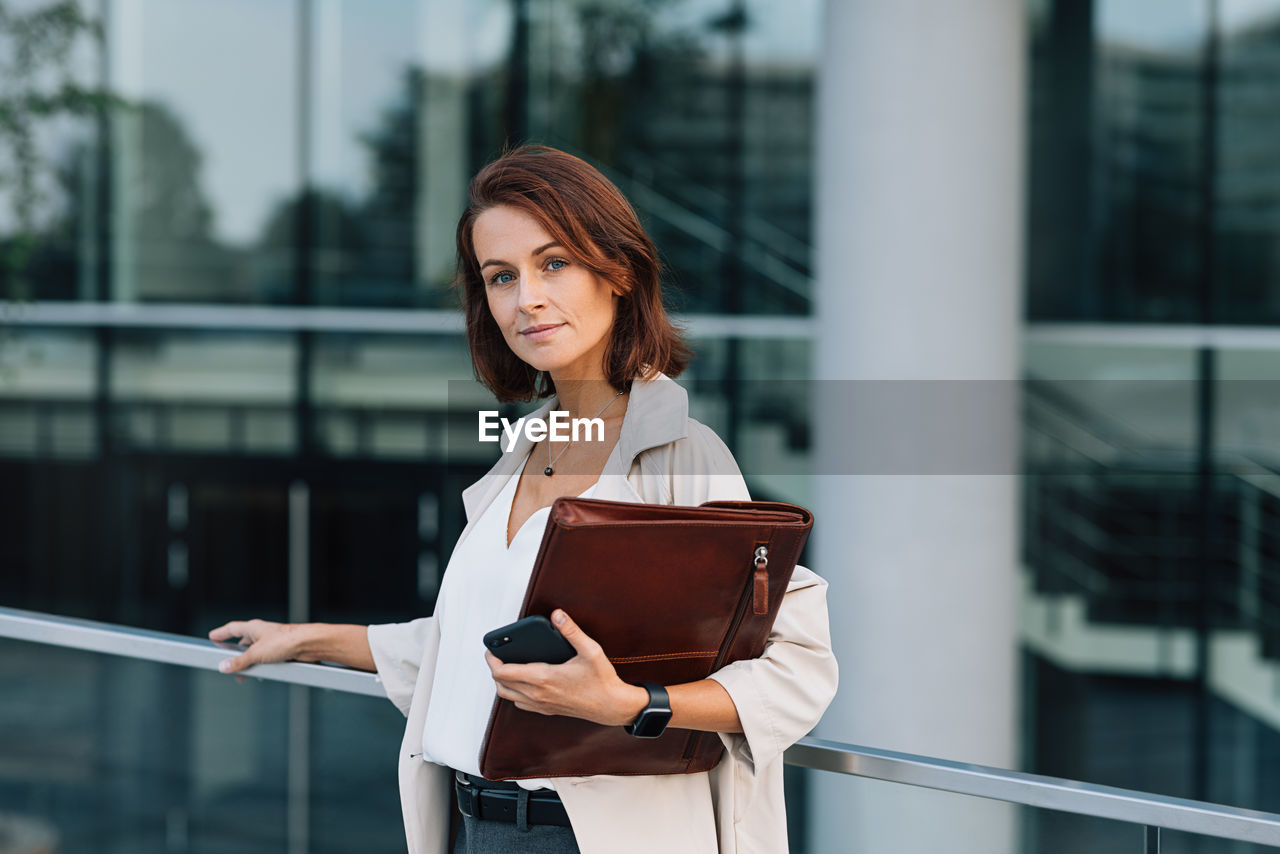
[551,375,624,419]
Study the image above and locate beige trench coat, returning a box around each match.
[366,372,839,854]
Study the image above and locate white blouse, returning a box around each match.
[421,457,598,791]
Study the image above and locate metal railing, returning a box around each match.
[0,301,814,340]
[3,605,1280,849]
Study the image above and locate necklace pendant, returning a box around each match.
[544,466,554,476]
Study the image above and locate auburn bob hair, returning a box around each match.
[455,145,691,402]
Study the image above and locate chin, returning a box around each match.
[511,349,566,375]
[508,333,609,378]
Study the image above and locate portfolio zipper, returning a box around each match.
[683,543,771,761]
[752,545,769,615]
[709,543,769,673]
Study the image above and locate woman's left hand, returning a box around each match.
[485,609,647,726]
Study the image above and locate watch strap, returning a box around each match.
[623,682,672,738]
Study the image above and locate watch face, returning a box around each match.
[626,683,673,738]
[631,707,673,739]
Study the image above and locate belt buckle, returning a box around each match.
[455,777,479,819]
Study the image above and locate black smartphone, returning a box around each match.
[483,615,576,664]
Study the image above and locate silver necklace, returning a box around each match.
[545,389,625,476]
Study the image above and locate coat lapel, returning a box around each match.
[459,395,558,523]
[458,372,690,525]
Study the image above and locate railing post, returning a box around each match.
[1239,482,1261,627]
[288,479,311,854]
[1145,825,1160,853]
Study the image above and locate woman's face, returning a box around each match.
[472,204,620,382]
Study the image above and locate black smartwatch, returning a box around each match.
[623,682,673,738]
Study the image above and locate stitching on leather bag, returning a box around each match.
[608,651,718,664]
[557,518,796,531]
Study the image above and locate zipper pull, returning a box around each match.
[753,546,769,615]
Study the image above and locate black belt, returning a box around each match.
[453,771,572,828]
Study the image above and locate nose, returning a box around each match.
[517,269,548,313]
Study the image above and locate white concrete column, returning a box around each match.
[810,2,1026,853]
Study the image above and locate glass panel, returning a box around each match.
[1213,348,1280,720]
[9,0,826,311]
[1030,0,1280,323]
[109,0,299,304]
[686,332,812,501]
[110,329,297,456]
[1021,337,1209,804]
[1092,0,1209,322]
[1216,0,1280,322]
[0,328,97,456]
[525,0,818,315]
[1023,335,1280,827]
[308,0,437,308]
[804,770,1022,853]
[1022,337,1202,624]
[0,0,103,304]
[0,638,404,853]
[804,767,1275,854]
[1027,0,1211,321]
[310,330,472,460]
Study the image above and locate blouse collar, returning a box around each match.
[460,370,689,522]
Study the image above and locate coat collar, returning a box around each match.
[460,371,689,522]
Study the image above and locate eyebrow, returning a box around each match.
[479,241,564,270]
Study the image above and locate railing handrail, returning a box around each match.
[11,304,1280,352]
[0,605,384,697]
[786,738,1280,846]
[3,605,1280,846]
[0,301,814,340]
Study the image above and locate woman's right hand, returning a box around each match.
[208,619,305,674]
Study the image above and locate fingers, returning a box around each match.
[488,655,549,688]
[486,651,518,681]
[211,620,253,674]
[208,621,249,642]
[552,610,601,659]
[219,651,256,674]
[211,619,298,678]
[494,680,552,716]
[211,619,251,675]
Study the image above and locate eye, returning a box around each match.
[546,258,569,272]
[488,270,516,286]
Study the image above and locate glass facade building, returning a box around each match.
[3,0,1280,851]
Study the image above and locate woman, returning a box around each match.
[209,145,837,854]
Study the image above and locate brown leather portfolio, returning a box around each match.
[478,496,813,780]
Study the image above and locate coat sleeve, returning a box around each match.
[706,564,838,776]
[366,617,436,717]
[663,419,839,776]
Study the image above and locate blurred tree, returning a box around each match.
[354,66,421,306]
[34,100,234,303]
[124,101,237,302]
[253,186,369,305]
[0,0,123,302]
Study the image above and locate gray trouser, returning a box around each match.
[452,809,580,854]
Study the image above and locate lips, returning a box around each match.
[520,323,564,342]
